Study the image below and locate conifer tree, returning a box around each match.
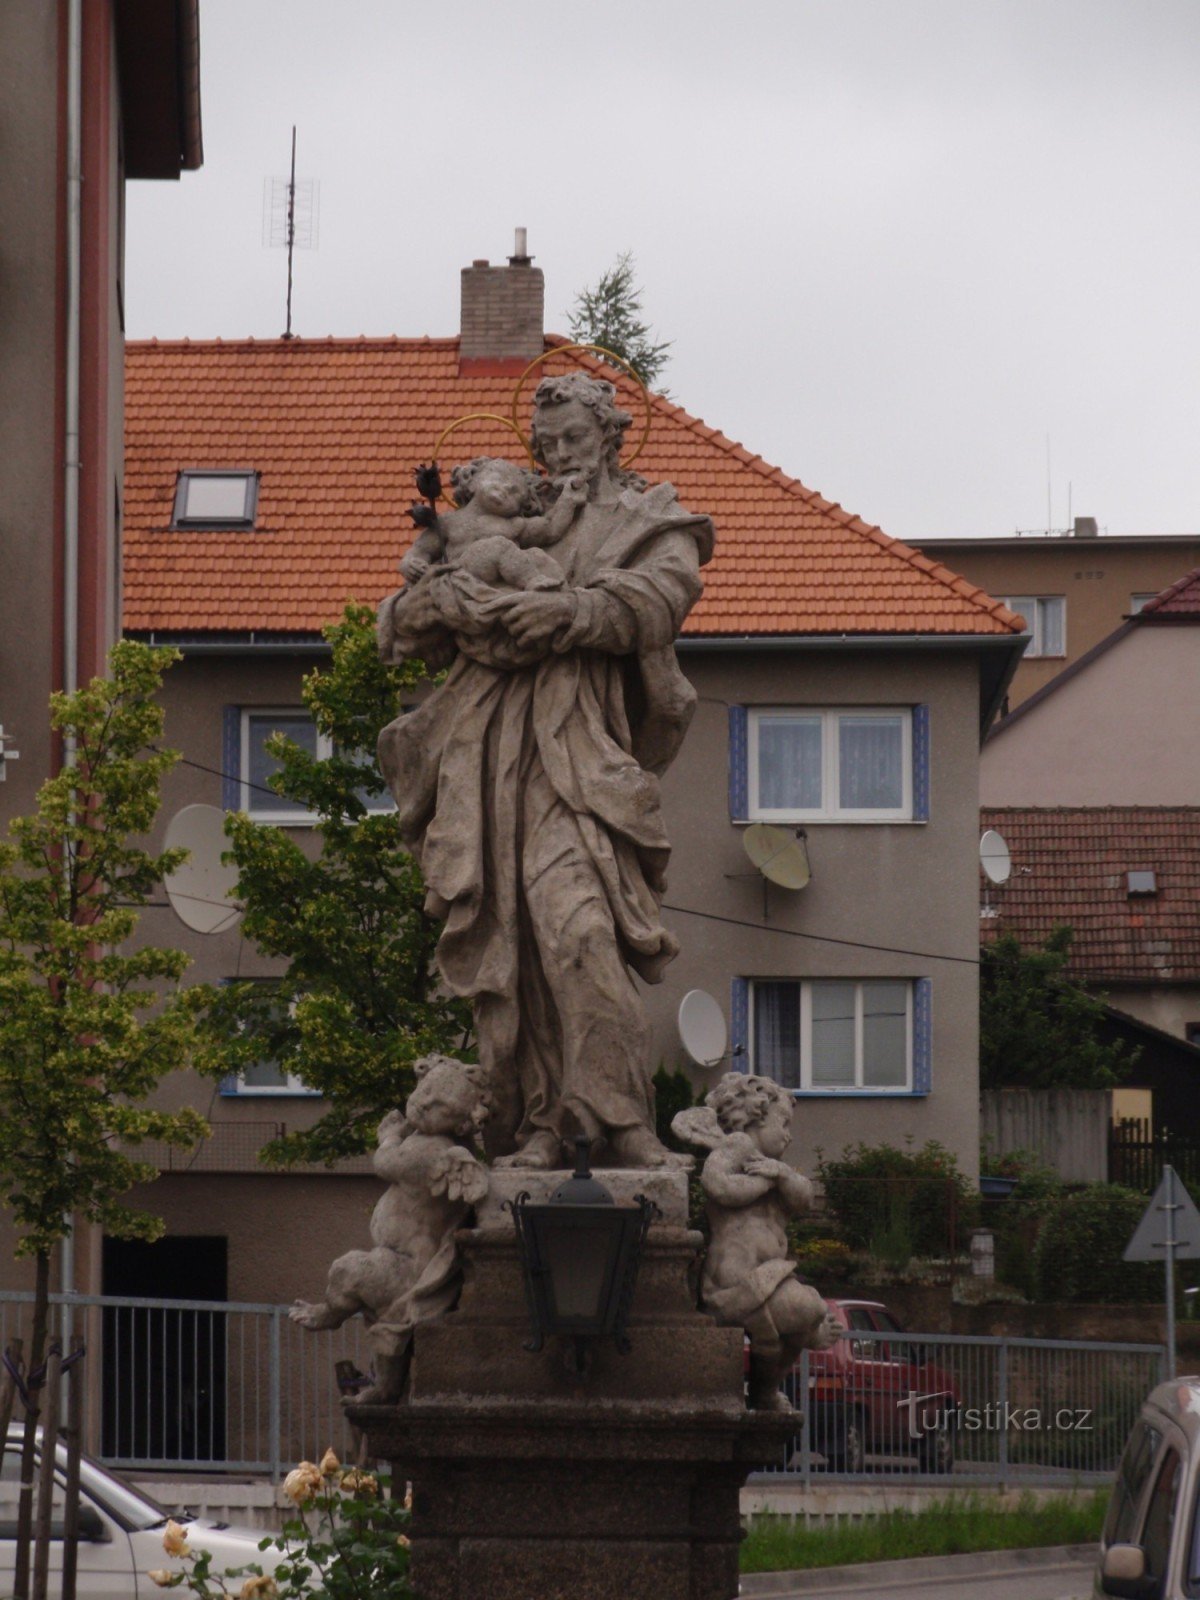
[568,251,673,390]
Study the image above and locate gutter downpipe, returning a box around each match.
[60,0,83,1322]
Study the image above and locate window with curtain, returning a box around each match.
[751,979,913,1091]
[1002,596,1065,657]
[235,708,396,822]
[748,708,912,820]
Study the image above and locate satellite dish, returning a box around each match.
[163,804,243,934]
[743,823,811,890]
[980,829,1012,886]
[678,990,728,1069]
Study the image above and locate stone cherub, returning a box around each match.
[399,456,588,592]
[673,1073,838,1412]
[290,1054,491,1403]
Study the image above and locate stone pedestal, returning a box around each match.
[350,1170,795,1600]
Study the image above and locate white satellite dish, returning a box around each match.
[163,804,243,935]
[743,823,811,890]
[980,829,1012,886]
[678,990,728,1069]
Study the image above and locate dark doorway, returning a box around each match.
[101,1236,228,1463]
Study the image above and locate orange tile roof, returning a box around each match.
[1140,567,1200,617]
[123,336,1022,639]
[980,807,1200,983]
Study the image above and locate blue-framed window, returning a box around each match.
[730,976,931,1096]
[222,706,395,822]
[729,704,929,823]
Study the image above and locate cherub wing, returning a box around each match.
[429,1143,489,1206]
[670,1106,726,1152]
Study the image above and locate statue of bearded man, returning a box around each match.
[377,372,714,1169]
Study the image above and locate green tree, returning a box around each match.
[568,251,673,390]
[0,640,205,1594]
[197,605,469,1166]
[980,926,1136,1090]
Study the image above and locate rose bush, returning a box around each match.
[150,1450,412,1599]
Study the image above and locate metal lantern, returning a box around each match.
[509,1136,656,1364]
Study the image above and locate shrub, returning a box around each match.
[1032,1184,1161,1303]
[817,1140,976,1256]
[791,1236,855,1283]
[984,1149,1065,1298]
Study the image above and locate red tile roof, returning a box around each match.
[980,807,1200,983]
[123,336,1023,639]
[1139,567,1200,618]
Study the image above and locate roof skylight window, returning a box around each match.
[1126,870,1158,896]
[172,470,259,529]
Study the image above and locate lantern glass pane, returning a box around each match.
[542,1217,611,1322]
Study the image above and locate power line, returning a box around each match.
[662,903,981,967]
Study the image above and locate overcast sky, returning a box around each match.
[126,0,1200,544]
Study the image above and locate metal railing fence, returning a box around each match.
[0,1294,1167,1487]
[0,1291,368,1479]
[755,1328,1166,1487]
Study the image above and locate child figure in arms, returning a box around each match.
[400,457,587,591]
[674,1073,838,1411]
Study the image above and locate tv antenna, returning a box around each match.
[162,804,243,934]
[979,827,1011,921]
[263,126,320,339]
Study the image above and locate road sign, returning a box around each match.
[1124,1170,1200,1262]
[1124,1166,1200,1379]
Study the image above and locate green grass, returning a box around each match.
[740,1492,1108,1573]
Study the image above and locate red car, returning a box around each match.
[791,1298,960,1473]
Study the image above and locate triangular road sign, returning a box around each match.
[1124,1168,1200,1262]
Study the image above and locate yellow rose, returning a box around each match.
[319,1447,341,1477]
[161,1521,191,1558]
[147,1571,177,1589]
[238,1578,278,1599]
[282,1461,323,1504]
[339,1468,378,1497]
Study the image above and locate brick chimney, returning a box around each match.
[458,231,545,374]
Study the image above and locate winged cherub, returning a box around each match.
[290,1054,491,1403]
[673,1072,838,1411]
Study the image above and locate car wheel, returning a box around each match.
[917,1421,955,1474]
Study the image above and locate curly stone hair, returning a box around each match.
[530,373,646,491]
[407,1054,493,1138]
[705,1071,792,1134]
[448,456,543,517]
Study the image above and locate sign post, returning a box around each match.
[1124,1165,1200,1377]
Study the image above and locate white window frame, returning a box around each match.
[749,978,914,1093]
[748,707,913,823]
[1130,594,1158,615]
[1003,595,1065,658]
[220,979,321,1098]
[239,708,395,824]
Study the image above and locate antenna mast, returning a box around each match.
[262,127,320,339]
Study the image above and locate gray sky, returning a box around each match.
[126,0,1200,544]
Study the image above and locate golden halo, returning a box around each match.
[429,413,537,504]
[510,344,653,469]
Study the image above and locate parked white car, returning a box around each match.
[1095,1375,1200,1598]
[1,1426,285,1597]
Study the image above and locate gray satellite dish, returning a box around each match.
[743,823,811,890]
[980,829,1012,886]
[678,990,728,1069]
[163,804,242,934]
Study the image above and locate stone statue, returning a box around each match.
[672,1073,838,1411]
[377,373,714,1171]
[289,1054,491,1402]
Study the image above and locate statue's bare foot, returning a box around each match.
[290,1299,338,1330]
[493,1130,563,1170]
[749,1386,794,1414]
[608,1126,693,1170]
